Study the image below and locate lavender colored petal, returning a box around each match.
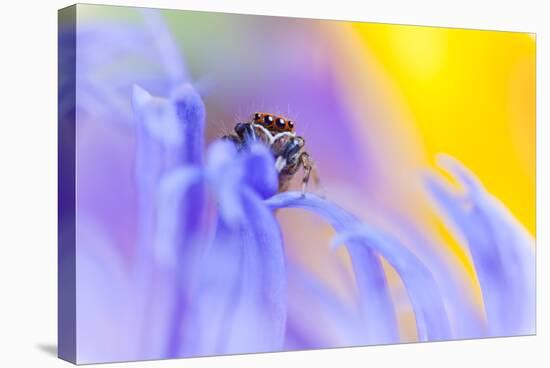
[170,84,206,166]
[133,84,184,147]
[205,140,278,224]
[332,228,451,341]
[205,140,246,226]
[240,142,278,199]
[132,85,171,262]
[76,217,139,363]
[131,83,206,261]
[140,9,188,85]
[159,173,211,358]
[265,192,399,344]
[424,154,535,336]
[226,188,286,351]
[184,214,244,357]
[390,215,485,339]
[154,167,203,268]
[75,21,187,121]
[285,263,368,349]
[132,84,185,264]
[193,188,286,356]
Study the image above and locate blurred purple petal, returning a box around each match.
[140,8,189,85]
[265,192,399,344]
[225,188,286,352]
[424,154,535,336]
[205,140,277,225]
[132,84,176,261]
[132,84,184,147]
[171,84,206,165]
[148,125,285,356]
[75,9,187,122]
[285,264,367,349]
[205,140,245,225]
[131,83,206,267]
[241,143,278,199]
[191,187,286,355]
[154,167,203,268]
[131,83,209,358]
[390,215,485,339]
[332,228,451,341]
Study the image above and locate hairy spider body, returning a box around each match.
[223,112,317,193]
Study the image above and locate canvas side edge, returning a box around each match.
[58,4,77,364]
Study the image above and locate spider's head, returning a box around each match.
[253,112,295,133]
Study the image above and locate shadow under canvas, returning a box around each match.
[37,344,58,358]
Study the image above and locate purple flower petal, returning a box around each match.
[154,167,204,268]
[332,228,451,341]
[389,215,485,339]
[227,188,287,352]
[145,162,213,358]
[157,173,212,358]
[205,140,278,225]
[139,8,189,85]
[152,140,285,357]
[140,86,209,356]
[265,192,399,344]
[132,84,177,263]
[132,84,192,264]
[424,154,535,336]
[285,264,368,349]
[205,140,246,226]
[132,84,184,147]
[170,84,206,166]
[131,83,206,262]
[192,187,286,355]
[75,10,186,122]
[241,142,278,199]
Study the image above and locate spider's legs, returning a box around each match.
[298,151,319,196]
[221,133,241,145]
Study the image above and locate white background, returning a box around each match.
[0,0,547,366]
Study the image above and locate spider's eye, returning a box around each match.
[263,115,274,126]
[287,120,294,130]
[254,112,262,121]
[276,117,286,129]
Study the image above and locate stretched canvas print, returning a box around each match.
[58,4,536,364]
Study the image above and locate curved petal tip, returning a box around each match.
[131,83,152,111]
[170,83,206,127]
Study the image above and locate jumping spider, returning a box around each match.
[223,112,318,194]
